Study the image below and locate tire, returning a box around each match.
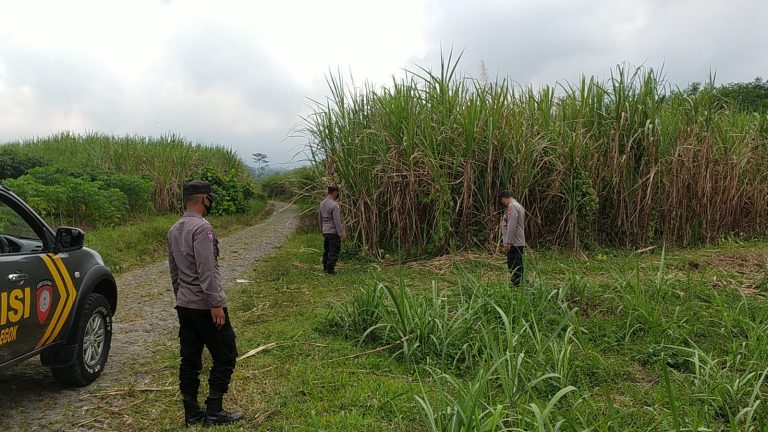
[51,293,112,387]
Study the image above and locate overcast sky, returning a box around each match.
[1,0,766,166]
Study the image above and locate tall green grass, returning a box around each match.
[326,257,768,430]
[2,132,249,212]
[307,55,768,256]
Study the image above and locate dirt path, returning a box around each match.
[0,202,299,431]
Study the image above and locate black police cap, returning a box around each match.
[183,181,213,199]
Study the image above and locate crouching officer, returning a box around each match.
[167,181,244,427]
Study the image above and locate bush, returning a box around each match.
[96,174,154,216]
[195,168,259,215]
[0,147,46,179]
[15,165,154,217]
[2,165,149,227]
[5,175,126,227]
[19,165,86,185]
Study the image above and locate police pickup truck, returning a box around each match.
[0,185,116,386]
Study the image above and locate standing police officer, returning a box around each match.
[167,181,244,427]
[500,190,526,286]
[319,186,345,274]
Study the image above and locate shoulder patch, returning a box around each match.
[207,228,215,242]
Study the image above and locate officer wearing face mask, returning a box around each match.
[167,181,244,427]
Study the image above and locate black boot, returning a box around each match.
[183,397,206,427]
[203,397,244,427]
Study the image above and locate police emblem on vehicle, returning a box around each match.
[36,280,54,325]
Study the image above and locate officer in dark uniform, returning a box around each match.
[167,181,244,427]
[318,186,345,274]
[500,190,526,286]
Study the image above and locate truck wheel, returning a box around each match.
[51,293,112,387]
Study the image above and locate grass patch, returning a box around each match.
[91,235,768,430]
[328,243,768,430]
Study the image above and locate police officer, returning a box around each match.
[500,190,526,286]
[167,181,244,427]
[318,186,345,274]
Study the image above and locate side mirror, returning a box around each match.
[55,227,85,252]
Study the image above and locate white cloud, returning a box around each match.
[1,0,766,164]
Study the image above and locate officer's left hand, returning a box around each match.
[211,307,225,329]
[504,243,512,251]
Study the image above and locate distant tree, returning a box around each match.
[717,77,768,113]
[684,81,702,97]
[252,153,269,178]
[675,77,768,113]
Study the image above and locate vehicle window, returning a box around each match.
[0,201,42,242]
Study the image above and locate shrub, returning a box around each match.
[3,166,140,227]
[15,165,154,217]
[5,175,126,227]
[96,174,154,216]
[195,168,259,215]
[0,147,46,179]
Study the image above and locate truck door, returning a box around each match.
[0,197,61,362]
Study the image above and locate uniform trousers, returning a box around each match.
[506,246,524,287]
[176,306,238,399]
[323,234,341,273]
